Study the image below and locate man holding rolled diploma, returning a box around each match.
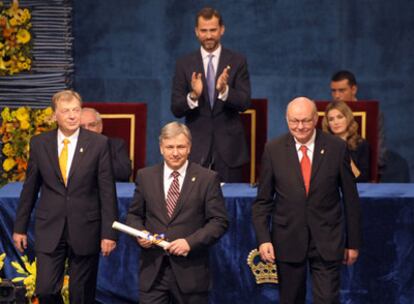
[126,121,228,304]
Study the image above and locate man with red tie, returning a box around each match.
[126,121,228,304]
[252,97,362,304]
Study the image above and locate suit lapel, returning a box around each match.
[67,128,89,184]
[216,48,231,84]
[310,130,326,184]
[285,135,303,184]
[212,48,232,114]
[43,129,64,183]
[169,163,197,222]
[153,164,170,223]
[195,51,210,109]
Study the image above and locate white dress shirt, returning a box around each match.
[294,130,316,163]
[163,160,188,200]
[57,128,79,179]
[187,45,229,109]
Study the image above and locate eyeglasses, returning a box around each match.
[288,118,314,127]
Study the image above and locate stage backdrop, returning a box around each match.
[73,0,414,181]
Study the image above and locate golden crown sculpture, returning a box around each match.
[247,249,278,284]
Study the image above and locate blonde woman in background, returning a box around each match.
[322,101,371,182]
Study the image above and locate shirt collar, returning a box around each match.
[57,128,80,144]
[294,129,316,152]
[164,160,189,179]
[200,44,222,60]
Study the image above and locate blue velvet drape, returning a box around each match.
[1,183,414,303]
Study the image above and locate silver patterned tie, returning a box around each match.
[206,54,215,108]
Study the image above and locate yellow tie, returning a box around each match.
[59,139,70,185]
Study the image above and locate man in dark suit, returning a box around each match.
[80,107,132,181]
[171,7,251,182]
[126,121,228,304]
[252,97,362,303]
[13,90,118,304]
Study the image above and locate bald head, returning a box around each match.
[286,97,317,117]
[286,97,318,144]
[80,107,103,134]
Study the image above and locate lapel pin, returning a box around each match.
[80,148,84,153]
[320,149,325,154]
[191,177,196,182]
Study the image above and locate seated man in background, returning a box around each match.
[81,107,132,182]
[330,70,358,102]
[330,70,387,180]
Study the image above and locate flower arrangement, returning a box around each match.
[0,106,56,186]
[0,252,5,283]
[11,255,69,304]
[0,0,33,75]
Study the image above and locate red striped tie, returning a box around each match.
[300,145,311,195]
[166,171,180,217]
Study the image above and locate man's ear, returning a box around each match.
[352,85,358,98]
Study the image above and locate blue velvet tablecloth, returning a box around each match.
[1,183,414,304]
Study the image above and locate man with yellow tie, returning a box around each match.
[13,90,118,304]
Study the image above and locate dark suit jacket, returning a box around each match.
[14,128,118,255]
[171,48,251,168]
[252,130,362,263]
[108,137,132,182]
[126,162,228,293]
[350,139,370,183]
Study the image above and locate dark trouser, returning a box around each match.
[276,238,341,304]
[140,258,208,304]
[36,224,99,304]
[211,149,243,183]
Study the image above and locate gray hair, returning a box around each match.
[51,90,82,111]
[159,122,192,144]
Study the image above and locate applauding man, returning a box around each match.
[171,7,251,182]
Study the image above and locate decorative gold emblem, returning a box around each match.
[247,249,278,284]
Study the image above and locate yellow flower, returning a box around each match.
[20,119,30,130]
[11,256,69,301]
[0,253,5,283]
[23,9,31,20]
[2,143,15,157]
[3,158,16,172]
[43,107,53,116]
[1,106,56,186]
[1,107,12,121]
[0,252,5,270]
[16,28,31,44]
[15,107,29,122]
[9,17,17,26]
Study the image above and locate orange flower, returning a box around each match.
[0,16,7,27]
[16,157,27,171]
[2,27,14,38]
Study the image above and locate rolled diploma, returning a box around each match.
[112,221,170,249]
